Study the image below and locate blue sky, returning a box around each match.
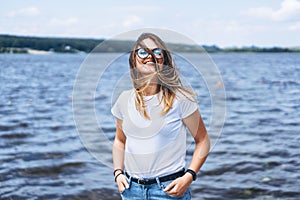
[1,0,300,47]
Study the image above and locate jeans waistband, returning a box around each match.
[125,168,185,185]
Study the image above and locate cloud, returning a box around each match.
[6,6,40,17]
[113,5,161,12]
[49,17,79,26]
[122,16,143,28]
[289,21,300,30]
[244,0,300,21]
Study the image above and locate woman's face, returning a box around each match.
[135,38,163,75]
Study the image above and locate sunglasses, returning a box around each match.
[136,48,163,59]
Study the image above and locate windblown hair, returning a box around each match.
[129,32,195,119]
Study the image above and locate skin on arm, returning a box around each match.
[112,118,129,192]
[164,110,210,197]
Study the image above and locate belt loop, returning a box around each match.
[125,171,132,185]
[128,174,132,185]
[156,177,162,189]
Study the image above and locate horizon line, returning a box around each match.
[0,33,299,49]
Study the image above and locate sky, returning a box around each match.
[1,0,300,47]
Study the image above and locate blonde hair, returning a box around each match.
[129,33,195,119]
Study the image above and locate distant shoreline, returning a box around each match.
[1,34,299,54]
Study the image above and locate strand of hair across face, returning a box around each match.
[132,65,196,119]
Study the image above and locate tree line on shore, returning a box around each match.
[0,34,299,53]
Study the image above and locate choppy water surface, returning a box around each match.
[0,53,299,200]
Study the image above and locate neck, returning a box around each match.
[143,84,160,96]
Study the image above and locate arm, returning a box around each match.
[183,109,210,175]
[164,110,210,197]
[112,118,129,192]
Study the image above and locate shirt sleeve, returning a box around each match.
[179,96,198,119]
[111,93,124,120]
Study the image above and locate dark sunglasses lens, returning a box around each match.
[137,48,148,58]
[153,48,162,56]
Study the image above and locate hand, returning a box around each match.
[163,173,193,197]
[116,174,129,193]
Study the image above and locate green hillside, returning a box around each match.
[0,34,299,53]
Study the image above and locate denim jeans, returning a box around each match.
[120,176,191,200]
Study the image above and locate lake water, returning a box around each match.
[0,52,299,200]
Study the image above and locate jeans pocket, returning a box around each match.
[120,187,128,195]
[120,176,131,195]
[160,180,172,188]
[160,181,178,198]
[160,181,191,199]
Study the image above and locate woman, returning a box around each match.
[111,32,210,199]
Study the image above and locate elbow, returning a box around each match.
[203,133,211,157]
[206,132,211,152]
[196,132,210,159]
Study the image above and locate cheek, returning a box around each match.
[157,57,164,63]
[134,60,146,73]
[136,58,144,64]
[157,59,164,68]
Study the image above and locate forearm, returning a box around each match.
[112,137,130,192]
[112,139,125,170]
[183,111,210,174]
[188,132,210,173]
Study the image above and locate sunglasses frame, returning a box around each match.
[135,48,163,59]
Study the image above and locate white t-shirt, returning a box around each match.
[111,89,198,178]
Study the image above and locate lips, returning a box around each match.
[143,59,155,66]
[145,61,154,65]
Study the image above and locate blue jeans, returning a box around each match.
[120,176,191,200]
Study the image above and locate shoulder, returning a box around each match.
[175,89,197,102]
[112,89,133,108]
[111,89,133,119]
[174,89,198,118]
[115,89,133,101]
